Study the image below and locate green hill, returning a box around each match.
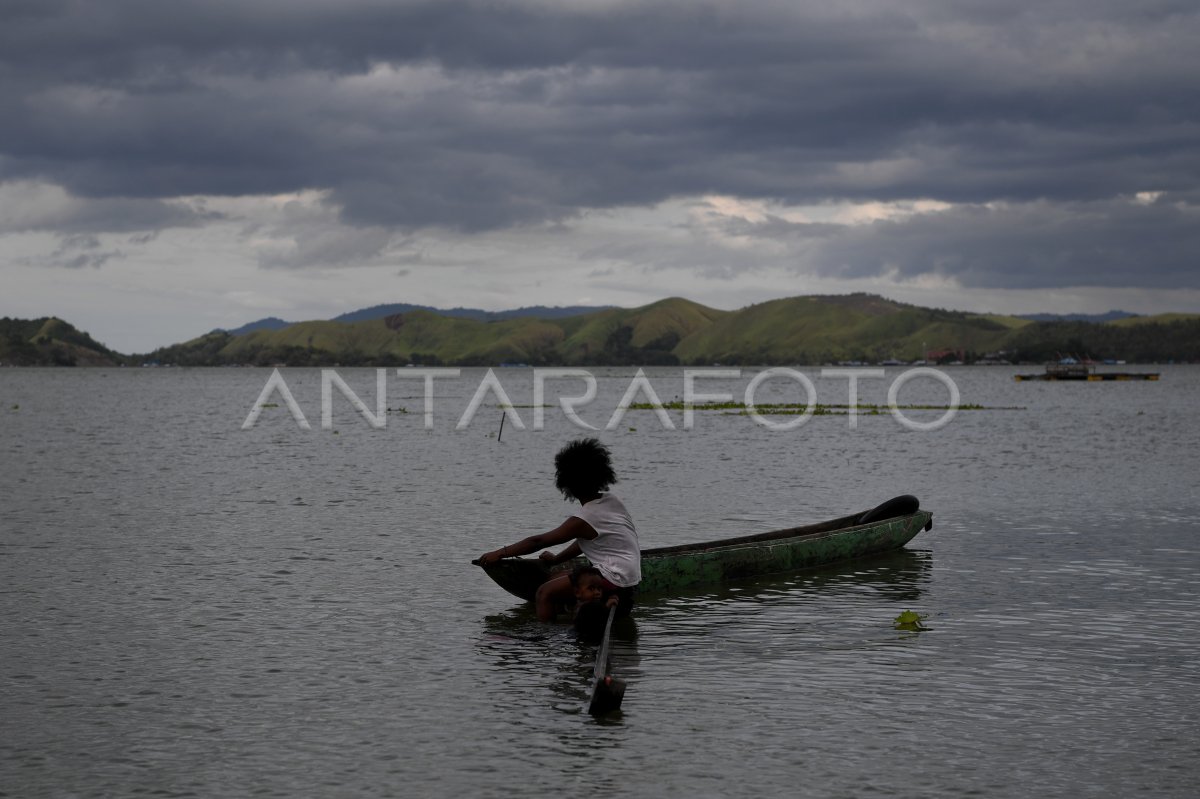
[1000,317,1200,362]
[557,297,729,364]
[1105,313,1200,327]
[143,294,1200,366]
[10,295,1197,367]
[672,295,1019,363]
[146,297,731,366]
[0,317,126,366]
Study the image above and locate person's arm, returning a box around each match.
[540,540,582,565]
[478,516,596,565]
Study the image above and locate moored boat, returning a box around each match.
[477,499,933,601]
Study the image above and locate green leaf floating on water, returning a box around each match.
[894,610,929,630]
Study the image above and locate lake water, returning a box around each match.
[2,365,1198,798]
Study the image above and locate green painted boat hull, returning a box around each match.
[479,509,933,602]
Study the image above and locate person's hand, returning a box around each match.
[478,549,504,566]
[605,594,619,609]
[539,551,557,565]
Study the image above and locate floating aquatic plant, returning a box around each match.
[627,401,1022,414]
[893,610,929,631]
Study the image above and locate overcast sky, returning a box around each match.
[2,0,1198,352]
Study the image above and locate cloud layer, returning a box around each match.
[2,0,1199,291]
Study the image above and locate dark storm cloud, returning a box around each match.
[824,200,1200,290]
[2,0,1198,287]
[712,198,1200,289]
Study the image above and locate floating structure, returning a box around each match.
[1014,361,1160,381]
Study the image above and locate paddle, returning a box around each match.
[586,604,626,716]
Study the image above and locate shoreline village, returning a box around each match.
[241,367,962,434]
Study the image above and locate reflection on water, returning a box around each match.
[478,610,641,719]
[475,550,929,726]
[640,548,932,614]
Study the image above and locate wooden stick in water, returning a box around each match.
[586,604,626,716]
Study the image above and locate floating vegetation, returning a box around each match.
[627,401,1022,414]
[10,404,17,411]
[260,402,279,408]
[893,610,929,631]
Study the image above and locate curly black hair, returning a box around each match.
[568,564,603,587]
[554,438,617,501]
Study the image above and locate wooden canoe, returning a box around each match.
[478,506,933,602]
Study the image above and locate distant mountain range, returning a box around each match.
[222,303,616,336]
[3,296,1198,367]
[1015,310,1137,323]
[149,294,1199,367]
[224,317,292,336]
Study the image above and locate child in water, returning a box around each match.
[478,438,640,622]
[570,565,621,641]
[570,565,620,609]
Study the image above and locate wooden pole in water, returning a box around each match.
[587,605,626,716]
[498,411,505,442]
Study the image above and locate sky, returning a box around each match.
[2,0,1199,353]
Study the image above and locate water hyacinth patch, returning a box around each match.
[894,610,929,631]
